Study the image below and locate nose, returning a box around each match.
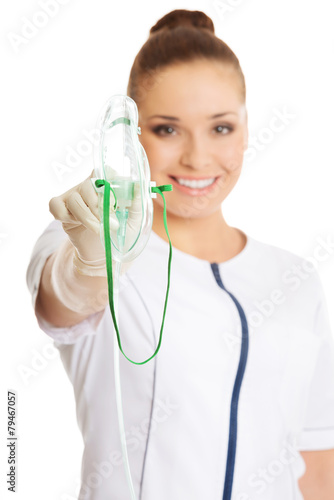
[179,133,212,171]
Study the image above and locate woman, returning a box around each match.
[26,9,334,500]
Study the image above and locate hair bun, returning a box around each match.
[150,9,215,35]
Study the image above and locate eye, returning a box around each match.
[152,125,176,136]
[214,125,233,135]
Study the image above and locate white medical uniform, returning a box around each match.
[26,220,334,500]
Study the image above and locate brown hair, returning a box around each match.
[127,9,246,104]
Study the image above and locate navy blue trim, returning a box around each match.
[210,263,249,500]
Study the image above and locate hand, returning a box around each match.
[49,169,119,277]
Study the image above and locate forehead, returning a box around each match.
[138,60,244,117]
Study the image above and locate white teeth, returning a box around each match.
[175,177,216,189]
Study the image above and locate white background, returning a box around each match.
[1,0,333,498]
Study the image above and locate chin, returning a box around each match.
[152,188,225,220]
[167,202,222,220]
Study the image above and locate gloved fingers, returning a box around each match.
[79,179,120,236]
[65,191,102,235]
[89,172,118,216]
[104,165,118,180]
[50,186,119,236]
[128,182,143,218]
[48,174,99,224]
[79,177,100,221]
[49,193,77,224]
[91,165,118,187]
[69,191,120,235]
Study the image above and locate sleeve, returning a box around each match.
[26,219,106,345]
[297,271,334,451]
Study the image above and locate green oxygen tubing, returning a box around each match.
[91,94,173,499]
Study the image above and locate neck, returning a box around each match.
[152,200,246,263]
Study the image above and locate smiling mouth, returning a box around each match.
[170,176,218,189]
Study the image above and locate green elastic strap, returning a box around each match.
[94,179,173,365]
[108,117,131,128]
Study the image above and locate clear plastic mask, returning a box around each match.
[93,95,154,263]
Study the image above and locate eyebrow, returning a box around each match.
[147,112,237,121]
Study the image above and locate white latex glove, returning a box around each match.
[49,169,117,277]
[49,168,143,277]
[45,169,143,317]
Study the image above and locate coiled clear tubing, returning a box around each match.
[94,94,153,263]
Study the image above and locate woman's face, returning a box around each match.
[137,59,248,219]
